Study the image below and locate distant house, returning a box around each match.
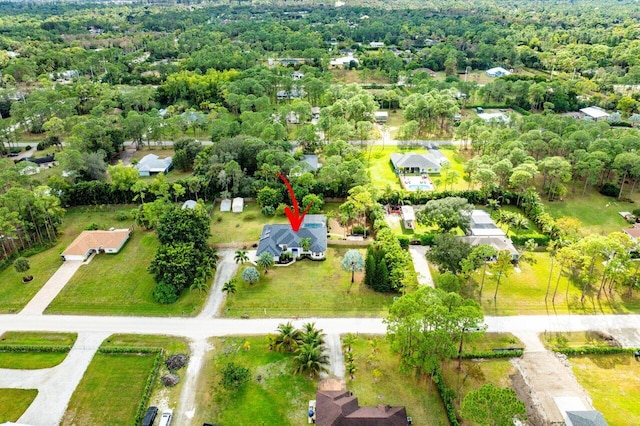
[374,111,388,123]
[401,206,415,229]
[256,215,327,262]
[315,388,409,426]
[181,200,197,210]
[61,228,132,261]
[486,67,512,77]
[477,112,510,124]
[311,107,321,120]
[467,210,505,237]
[268,58,306,67]
[579,106,610,121]
[369,41,385,48]
[219,199,232,212]
[292,71,305,80]
[232,197,244,213]
[300,154,320,173]
[412,67,437,77]
[136,154,172,177]
[24,154,55,165]
[390,152,447,174]
[622,224,640,241]
[277,89,305,100]
[330,54,359,68]
[462,235,520,261]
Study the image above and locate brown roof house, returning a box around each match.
[61,227,132,261]
[315,389,409,426]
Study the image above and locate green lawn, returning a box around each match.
[0,332,76,369]
[347,336,449,425]
[444,252,640,315]
[541,331,616,350]
[46,231,205,316]
[543,191,638,235]
[0,389,38,423]
[570,354,640,425]
[0,205,138,314]
[224,248,395,318]
[63,334,188,426]
[194,336,316,426]
[62,352,157,426]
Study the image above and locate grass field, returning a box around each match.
[223,248,395,318]
[0,205,137,314]
[46,230,205,316]
[0,331,76,369]
[0,389,38,423]
[442,252,640,315]
[63,334,188,426]
[347,336,449,425]
[570,354,640,425]
[540,331,615,350]
[62,352,157,426]
[193,336,316,426]
[543,191,638,235]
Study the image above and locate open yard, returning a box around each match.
[0,205,138,314]
[46,230,204,316]
[63,334,188,426]
[0,389,38,423]
[193,336,316,426]
[569,354,640,425]
[543,191,639,235]
[0,331,75,370]
[440,252,640,315]
[347,335,449,425]
[224,248,395,318]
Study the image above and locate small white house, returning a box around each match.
[486,67,511,77]
[232,197,244,213]
[61,228,132,261]
[579,106,610,121]
[182,200,197,210]
[374,111,389,123]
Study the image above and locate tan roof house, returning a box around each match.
[623,224,640,241]
[61,228,132,261]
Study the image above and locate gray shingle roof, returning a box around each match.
[256,216,327,257]
[390,153,441,170]
[567,411,608,426]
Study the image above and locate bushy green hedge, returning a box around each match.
[511,234,550,246]
[98,347,162,354]
[554,346,637,356]
[433,367,460,426]
[416,233,435,246]
[460,350,523,359]
[397,235,410,249]
[0,345,71,353]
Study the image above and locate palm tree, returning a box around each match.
[274,322,302,353]
[300,322,325,347]
[241,266,260,285]
[342,333,357,353]
[222,279,237,295]
[346,362,357,380]
[293,343,330,378]
[257,252,275,274]
[234,250,249,264]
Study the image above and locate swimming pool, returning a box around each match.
[406,184,434,191]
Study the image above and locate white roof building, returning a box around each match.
[135,154,172,176]
[579,106,610,120]
[486,67,512,77]
[330,54,359,67]
[220,199,232,212]
[232,197,244,213]
[477,112,510,124]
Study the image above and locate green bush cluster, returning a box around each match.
[459,350,524,359]
[0,345,71,353]
[554,347,637,356]
[511,234,550,246]
[433,367,460,426]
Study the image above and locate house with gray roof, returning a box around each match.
[256,215,327,262]
[301,155,320,172]
[390,152,447,174]
[136,154,172,176]
[565,410,607,426]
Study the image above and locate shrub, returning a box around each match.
[417,233,435,246]
[220,362,250,390]
[25,145,32,151]
[599,183,620,198]
[152,281,179,304]
[243,213,256,221]
[36,141,48,151]
[511,234,550,246]
[85,223,100,230]
[352,226,365,235]
[115,211,130,221]
[554,347,637,356]
[261,206,275,216]
[397,235,410,249]
[632,209,640,217]
[10,147,22,154]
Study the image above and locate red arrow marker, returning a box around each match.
[277,172,313,232]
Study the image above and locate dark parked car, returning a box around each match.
[142,406,158,426]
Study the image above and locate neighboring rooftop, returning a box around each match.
[315,388,409,426]
[61,229,132,261]
[579,106,610,120]
[467,209,506,237]
[136,154,172,175]
[566,410,608,426]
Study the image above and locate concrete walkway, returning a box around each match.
[408,246,434,287]
[0,332,109,426]
[176,338,212,425]
[19,260,85,316]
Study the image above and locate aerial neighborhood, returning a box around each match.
[1,0,640,425]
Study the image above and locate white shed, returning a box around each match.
[401,206,415,229]
[220,199,232,212]
[232,197,244,213]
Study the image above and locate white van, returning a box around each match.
[158,408,173,426]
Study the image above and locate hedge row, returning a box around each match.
[0,344,71,352]
[554,346,638,356]
[433,367,460,426]
[511,234,550,246]
[97,347,164,425]
[459,350,523,359]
